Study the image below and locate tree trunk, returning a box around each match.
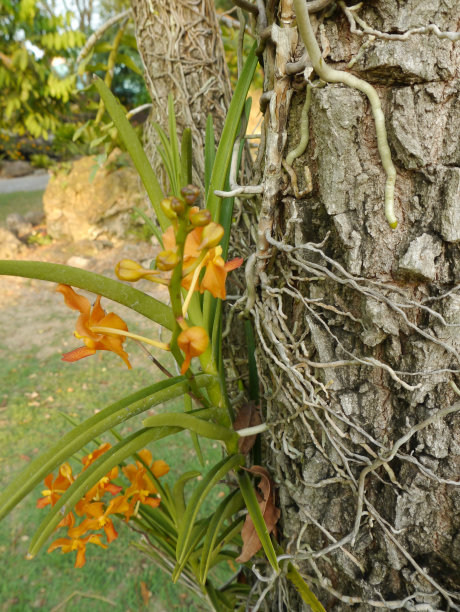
[253,0,460,609]
[131,0,459,608]
[130,0,232,192]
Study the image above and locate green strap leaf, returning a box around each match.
[180,127,192,188]
[93,76,169,230]
[206,43,258,222]
[199,489,244,584]
[0,375,212,521]
[238,471,280,572]
[204,114,215,199]
[184,393,204,466]
[168,93,181,192]
[176,454,244,566]
[172,470,201,525]
[143,413,239,448]
[0,260,174,329]
[28,427,187,557]
[286,563,326,612]
[171,520,207,583]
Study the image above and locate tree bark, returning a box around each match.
[130,0,459,608]
[130,0,232,192]
[253,0,460,609]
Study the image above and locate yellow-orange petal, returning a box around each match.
[224,257,244,271]
[96,312,129,335]
[137,448,153,466]
[56,285,91,316]
[89,295,105,326]
[152,460,169,478]
[61,346,97,363]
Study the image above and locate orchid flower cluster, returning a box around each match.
[38,444,168,568]
[57,185,242,377]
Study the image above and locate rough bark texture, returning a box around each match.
[249,0,460,609]
[130,0,232,192]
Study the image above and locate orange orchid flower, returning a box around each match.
[200,247,243,300]
[56,284,131,368]
[36,462,74,509]
[69,497,129,544]
[121,450,169,519]
[162,224,243,299]
[177,326,209,374]
[162,224,203,264]
[47,531,107,568]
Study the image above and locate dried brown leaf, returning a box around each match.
[140,581,150,606]
[236,466,280,563]
[233,401,262,454]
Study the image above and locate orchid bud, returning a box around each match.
[115,259,147,282]
[115,259,159,282]
[181,184,200,205]
[170,196,185,216]
[190,209,212,227]
[160,197,177,220]
[198,222,224,249]
[156,250,180,271]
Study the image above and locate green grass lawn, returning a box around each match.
[0,331,223,611]
[0,190,44,226]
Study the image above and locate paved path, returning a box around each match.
[0,173,50,194]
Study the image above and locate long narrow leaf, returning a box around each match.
[204,114,215,198]
[28,427,186,557]
[286,563,326,612]
[0,375,212,521]
[168,93,181,190]
[143,413,238,448]
[220,97,252,260]
[172,471,201,525]
[206,44,258,222]
[93,77,169,230]
[154,123,178,196]
[171,520,208,583]
[199,490,244,584]
[180,127,192,188]
[0,260,174,330]
[184,393,204,466]
[176,454,244,565]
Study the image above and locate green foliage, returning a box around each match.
[0,0,85,144]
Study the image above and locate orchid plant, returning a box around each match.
[0,46,324,611]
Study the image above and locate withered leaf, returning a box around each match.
[236,466,280,563]
[233,401,262,454]
[140,581,151,606]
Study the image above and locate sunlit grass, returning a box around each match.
[0,190,44,226]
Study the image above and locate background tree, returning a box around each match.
[130,0,233,191]
[0,0,85,145]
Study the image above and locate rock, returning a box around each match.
[66,256,91,269]
[6,213,33,238]
[24,210,46,226]
[0,160,32,178]
[43,150,144,241]
[0,228,22,258]
[398,233,442,281]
